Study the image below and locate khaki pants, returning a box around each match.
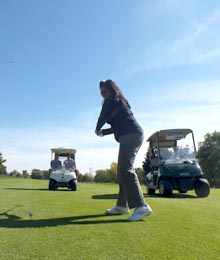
[117,132,145,209]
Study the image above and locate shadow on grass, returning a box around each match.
[0,205,23,221]
[4,188,72,192]
[92,192,197,200]
[92,194,118,200]
[145,193,198,199]
[0,212,127,228]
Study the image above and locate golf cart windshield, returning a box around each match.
[147,128,197,163]
[160,146,196,162]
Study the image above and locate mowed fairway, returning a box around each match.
[0,176,220,260]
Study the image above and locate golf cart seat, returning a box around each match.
[149,149,159,169]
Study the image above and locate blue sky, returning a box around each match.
[0,0,220,174]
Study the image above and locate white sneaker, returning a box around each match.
[105,205,130,215]
[127,204,152,222]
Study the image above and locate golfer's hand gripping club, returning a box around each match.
[95,129,104,137]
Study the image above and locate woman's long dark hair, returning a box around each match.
[99,79,131,108]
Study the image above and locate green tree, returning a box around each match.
[31,169,44,179]
[22,170,29,178]
[0,152,7,175]
[77,173,84,182]
[198,131,220,187]
[94,162,146,184]
[142,150,151,175]
[42,170,50,180]
[82,173,94,182]
[135,167,146,184]
[95,169,112,183]
[108,162,118,183]
[9,170,21,177]
[94,162,118,183]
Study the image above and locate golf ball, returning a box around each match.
[28,211,33,217]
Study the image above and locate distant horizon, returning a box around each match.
[1,127,216,175]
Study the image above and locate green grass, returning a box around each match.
[0,175,220,260]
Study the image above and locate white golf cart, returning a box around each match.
[49,147,78,191]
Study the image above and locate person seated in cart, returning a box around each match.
[50,153,62,171]
[64,154,76,171]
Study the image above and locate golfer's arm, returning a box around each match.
[96,100,112,131]
[102,128,114,135]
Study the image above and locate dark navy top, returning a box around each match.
[96,97,143,142]
[50,159,62,170]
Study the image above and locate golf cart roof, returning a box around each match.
[147,128,193,147]
[51,147,77,156]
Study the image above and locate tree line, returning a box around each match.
[0,131,220,187]
[2,163,146,184]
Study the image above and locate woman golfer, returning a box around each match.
[95,79,152,221]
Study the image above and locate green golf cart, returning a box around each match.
[145,129,210,197]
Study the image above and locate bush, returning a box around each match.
[95,170,112,183]
[82,173,94,182]
[31,169,44,179]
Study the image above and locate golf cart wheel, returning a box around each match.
[147,187,155,195]
[159,180,172,197]
[69,180,77,191]
[49,179,57,190]
[195,178,210,197]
